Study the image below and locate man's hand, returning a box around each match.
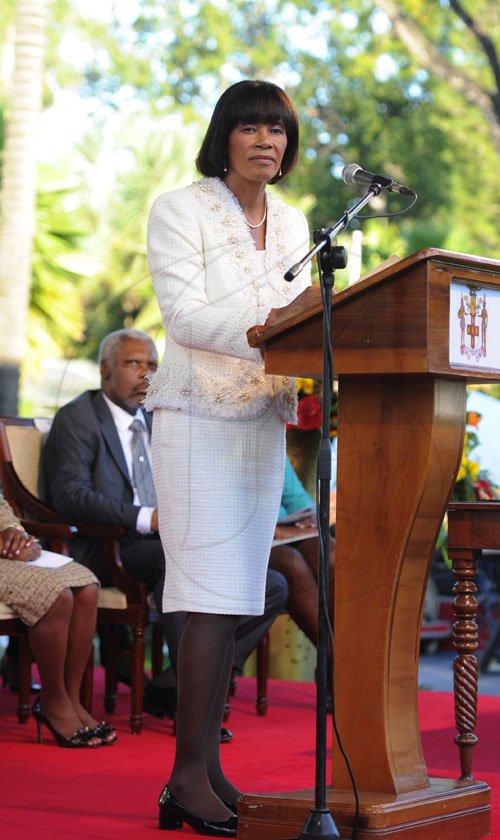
[0,527,42,562]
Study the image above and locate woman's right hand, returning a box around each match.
[0,527,41,561]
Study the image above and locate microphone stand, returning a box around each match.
[284,185,381,840]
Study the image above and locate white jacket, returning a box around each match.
[145,177,311,422]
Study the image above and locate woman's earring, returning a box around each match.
[278,166,282,177]
[223,158,228,173]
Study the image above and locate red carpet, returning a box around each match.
[0,673,498,839]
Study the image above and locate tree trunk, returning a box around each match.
[0,0,48,414]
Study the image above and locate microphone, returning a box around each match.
[342,162,416,196]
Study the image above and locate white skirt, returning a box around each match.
[151,405,286,615]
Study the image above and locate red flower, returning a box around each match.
[291,394,322,431]
[474,478,496,500]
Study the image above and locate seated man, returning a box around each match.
[43,328,287,723]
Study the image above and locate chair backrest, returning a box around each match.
[0,416,52,512]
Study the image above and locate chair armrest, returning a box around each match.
[2,464,124,540]
[70,521,124,540]
[1,463,70,523]
[3,462,146,606]
[20,519,78,540]
[99,533,147,605]
[69,520,146,605]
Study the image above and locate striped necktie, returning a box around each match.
[129,418,157,507]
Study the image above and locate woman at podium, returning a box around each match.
[145,79,312,835]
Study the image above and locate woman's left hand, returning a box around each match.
[0,527,41,561]
[263,286,323,330]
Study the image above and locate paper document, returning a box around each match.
[272,524,318,547]
[30,549,73,568]
[278,506,315,526]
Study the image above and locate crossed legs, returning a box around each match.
[268,535,335,646]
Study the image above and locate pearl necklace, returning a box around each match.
[244,201,267,229]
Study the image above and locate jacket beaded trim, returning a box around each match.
[145,177,311,422]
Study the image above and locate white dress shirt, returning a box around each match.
[102,393,155,533]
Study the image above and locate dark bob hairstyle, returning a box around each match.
[196,80,299,185]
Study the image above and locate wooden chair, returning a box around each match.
[447,500,500,782]
[0,608,33,724]
[0,415,164,734]
[224,631,270,722]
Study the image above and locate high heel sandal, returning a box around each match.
[158,785,237,836]
[89,720,118,745]
[32,698,101,748]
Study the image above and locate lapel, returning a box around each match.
[92,391,131,484]
[196,177,292,293]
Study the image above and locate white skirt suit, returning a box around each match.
[145,177,311,616]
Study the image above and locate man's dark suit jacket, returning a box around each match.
[43,388,289,673]
[43,389,152,582]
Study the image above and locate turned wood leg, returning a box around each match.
[17,634,32,724]
[451,553,479,781]
[130,625,145,734]
[151,622,164,678]
[256,631,269,716]
[101,625,118,714]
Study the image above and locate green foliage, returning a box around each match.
[452,425,482,501]
[285,1,499,264]
[2,0,499,371]
[71,111,205,359]
[469,383,500,401]
[0,105,5,184]
[0,0,14,39]
[28,166,92,364]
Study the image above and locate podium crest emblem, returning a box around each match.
[457,287,488,361]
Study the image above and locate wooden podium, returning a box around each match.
[239,249,500,840]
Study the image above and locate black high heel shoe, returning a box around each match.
[158,785,237,836]
[88,720,118,745]
[32,699,100,748]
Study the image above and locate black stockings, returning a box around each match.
[167,612,240,820]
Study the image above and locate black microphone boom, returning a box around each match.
[342,162,416,196]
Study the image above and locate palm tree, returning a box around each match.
[0,0,48,413]
[75,111,204,359]
[29,166,91,352]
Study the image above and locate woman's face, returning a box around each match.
[226,121,287,184]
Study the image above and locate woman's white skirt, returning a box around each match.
[151,405,286,616]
